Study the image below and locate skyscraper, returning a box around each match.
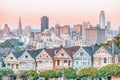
[25,26,31,35]
[99,10,105,29]
[41,16,49,32]
[18,17,22,35]
[4,24,10,34]
[86,27,106,45]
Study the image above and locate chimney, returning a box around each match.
[112,43,114,54]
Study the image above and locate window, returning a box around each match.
[10,57,13,60]
[80,52,83,56]
[64,60,67,63]
[43,54,46,58]
[7,63,10,66]
[57,60,60,66]
[76,61,78,65]
[83,62,86,65]
[100,51,104,54]
[61,53,64,56]
[104,57,107,63]
[39,61,42,64]
[68,61,71,66]
[16,64,18,69]
[25,55,28,58]
[11,64,13,68]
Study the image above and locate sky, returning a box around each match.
[0,0,120,30]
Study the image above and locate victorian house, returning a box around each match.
[73,45,99,70]
[93,44,120,68]
[18,49,42,71]
[4,50,24,73]
[54,46,80,69]
[36,49,55,72]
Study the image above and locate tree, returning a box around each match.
[99,33,120,48]
[14,47,21,52]
[77,67,98,78]
[113,34,120,48]
[0,68,14,79]
[24,70,39,80]
[64,67,77,79]
[39,70,50,80]
[97,64,120,78]
[0,40,13,48]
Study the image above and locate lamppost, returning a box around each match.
[61,60,64,80]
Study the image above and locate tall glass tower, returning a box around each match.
[41,16,49,32]
[18,16,22,35]
[99,10,105,29]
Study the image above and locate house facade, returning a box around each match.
[18,50,41,71]
[4,51,24,73]
[54,46,79,69]
[73,46,99,70]
[36,49,54,72]
[93,45,120,68]
[73,47,92,70]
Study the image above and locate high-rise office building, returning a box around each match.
[99,10,105,29]
[74,24,82,39]
[41,16,49,32]
[25,26,31,35]
[4,24,10,34]
[107,21,111,31]
[55,24,70,37]
[86,27,106,45]
[18,17,22,35]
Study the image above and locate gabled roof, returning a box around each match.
[12,49,43,59]
[63,46,80,57]
[27,49,43,59]
[45,47,61,58]
[12,50,25,59]
[83,45,99,56]
[103,44,120,55]
[45,46,80,58]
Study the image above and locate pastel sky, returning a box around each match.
[0,0,120,29]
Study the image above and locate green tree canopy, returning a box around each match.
[99,33,120,48]
[64,67,77,79]
[24,70,39,80]
[77,67,98,78]
[97,64,120,78]
[0,68,14,76]
[0,40,13,48]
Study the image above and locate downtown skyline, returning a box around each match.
[0,0,120,30]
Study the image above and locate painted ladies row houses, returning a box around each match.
[4,44,120,73]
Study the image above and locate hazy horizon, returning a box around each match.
[0,0,120,30]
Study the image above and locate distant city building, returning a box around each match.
[4,24,10,34]
[106,21,111,31]
[41,16,49,32]
[99,10,105,29]
[25,26,31,35]
[74,24,82,39]
[13,29,19,36]
[86,27,106,45]
[18,17,22,35]
[55,24,70,37]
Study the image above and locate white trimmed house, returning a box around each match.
[4,50,24,73]
[73,46,99,70]
[18,50,42,71]
[36,49,55,72]
[93,45,120,68]
[54,46,80,69]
